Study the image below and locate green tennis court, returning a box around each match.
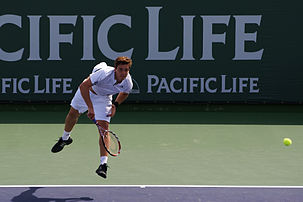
[0,104,302,186]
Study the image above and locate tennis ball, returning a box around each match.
[283,138,292,146]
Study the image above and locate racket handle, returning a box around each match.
[92,118,97,124]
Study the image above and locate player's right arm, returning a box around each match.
[79,77,95,120]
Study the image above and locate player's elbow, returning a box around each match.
[80,77,92,89]
[79,82,88,91]
[121,92,129,98]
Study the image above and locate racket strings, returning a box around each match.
[100,129,120,155]
[106,132,119,154]
[94,119,121,156]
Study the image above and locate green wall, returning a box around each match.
[0,0,302,103]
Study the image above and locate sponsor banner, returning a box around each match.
[0,1,302,103]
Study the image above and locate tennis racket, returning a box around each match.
[92,119,121,156]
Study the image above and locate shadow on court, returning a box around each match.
[2,186,303,202]
[11,187,93,202]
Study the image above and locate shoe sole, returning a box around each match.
[51,148,62,153]
[96,171,107,179]
[51,139,73,153]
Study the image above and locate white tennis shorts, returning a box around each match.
[70,88,112,122]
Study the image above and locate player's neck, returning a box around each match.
[114,73,123,84]
[114,77,122,84]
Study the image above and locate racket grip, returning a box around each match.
[92,118,97,124]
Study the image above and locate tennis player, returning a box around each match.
[51,56,133,179]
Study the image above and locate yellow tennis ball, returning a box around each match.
[283,138,292,146]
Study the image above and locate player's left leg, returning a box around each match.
[91,94,112,178]
[95,120,109,178]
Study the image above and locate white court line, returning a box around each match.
[0,185,303,188]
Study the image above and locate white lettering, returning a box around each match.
[0,76,74,94]
[232,78,237,93]
[201,16,230,60]
[45,78,50,93]
[157,78,171,93]
[221,75,232,93]
[170,78,182,93]
[18,78,30,93]
[0,15,24,61]
[181,16,195,60]
[48,16,77,60]
[189,78,199,93]
[147,75,260,94]
[146,7,179,60]
[81,16,95,60]
[233,15,264,60]
[200,78,205,93]
[205,77,217,93]
[97,15,133,60]
[239,78,249,93]
[183,78,187,93]
[147,75,159,93]
[1,10,264,61]
[28,16,42,60]
[63,78,72,93]
[52,78,62,93]
[34,75,45,93]
[12,78,17,93]
[250,78,259,93]
[2,78,11,93]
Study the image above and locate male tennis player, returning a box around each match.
[51,56,133,179]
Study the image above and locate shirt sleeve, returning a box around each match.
[92,62,107,73]
[90,68,106,85]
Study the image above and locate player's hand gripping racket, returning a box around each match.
[92,119,121,156]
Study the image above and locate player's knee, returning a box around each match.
[68,107,80,119]
[96,120,109,129]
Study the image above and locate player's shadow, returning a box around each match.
[11,187,94,202]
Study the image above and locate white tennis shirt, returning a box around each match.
[89,62,133,97]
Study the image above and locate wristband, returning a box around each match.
[113,101,119,108]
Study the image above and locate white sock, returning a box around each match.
[100,156,108,165]
[62,130,71,140]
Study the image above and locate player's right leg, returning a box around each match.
[64,107,81,133]
[51,88,87,153]
[51,107,80,153]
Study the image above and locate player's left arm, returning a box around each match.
[115,92,129,105]
[107,92,129,117]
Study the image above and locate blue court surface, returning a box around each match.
[1,185,303,202]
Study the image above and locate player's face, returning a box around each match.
[115,64,130,83]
